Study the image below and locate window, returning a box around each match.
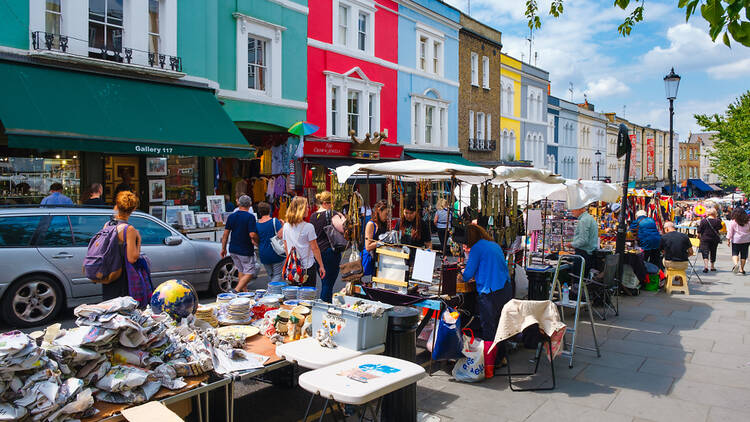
[368,93,375,134]
[39,216,73,247]
[425,106,434,144]
[419,37,427,71]
[247,36,267,91]
[338,5,348,45]
[501,77,514,115]
[433,41,440,73]
[357,12,367,51]
[70,215,110,246]
[476,112,485,141]
[89,0,124,52]
[148,0,160,53]
[482,56,489,88]
[0,216,42,247]
[486,115,491,141]
[130,217,171,245]
[347,91,360,136]
[45,0,62,37]
[471,53,479,86]
[440,109,446,146]
[469,110,474,139]
[331,86,338,136]
[414,103,421,142]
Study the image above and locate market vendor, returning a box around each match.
[460,224,512,380]
[395,199,432,250]
[566,204,598,277]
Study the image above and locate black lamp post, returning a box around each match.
[595,149,602,180]
[664,67,681,196]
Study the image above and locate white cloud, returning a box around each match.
[706,58,750,80]
[585,77,630,98]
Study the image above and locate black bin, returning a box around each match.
[527,269,551,300]
[382,306,420,422]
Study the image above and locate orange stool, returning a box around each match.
[665,268,689,295]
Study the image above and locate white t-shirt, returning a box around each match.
[283,222,318,269]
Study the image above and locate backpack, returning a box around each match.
[83,220,125,284]
[282,247,307,285]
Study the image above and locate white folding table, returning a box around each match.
[276,337,385,370]
[298,355,426,421]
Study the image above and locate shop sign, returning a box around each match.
[629,134,638,178]
[646,138,655,177]
[303,141,351,157]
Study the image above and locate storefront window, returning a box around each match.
[165,156,200,209]
[0,150,80,205]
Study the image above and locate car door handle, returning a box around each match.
[52,253,74,259]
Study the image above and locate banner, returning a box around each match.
[629,134,638,178]
[646,138,655,177]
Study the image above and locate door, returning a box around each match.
[106,156,140,204]
[128,216,197,286]
[68,214,113,297]
[36,215,84,295]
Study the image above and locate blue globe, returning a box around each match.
[150,279,198,320]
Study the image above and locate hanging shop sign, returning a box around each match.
[646,138,655,177]
[303,137,403,160]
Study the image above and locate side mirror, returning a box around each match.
[165,235,183,246]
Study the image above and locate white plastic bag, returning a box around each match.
[452,328,485,383]
[515,266,528,299]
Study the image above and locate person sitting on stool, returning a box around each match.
[566,204,598,278]
[630,210,663,270]
[660,221,694,271]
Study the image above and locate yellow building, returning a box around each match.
[500,53,522,161]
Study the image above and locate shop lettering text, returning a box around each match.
[135,145,174,155]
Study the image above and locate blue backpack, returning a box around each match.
[83,221,125,284]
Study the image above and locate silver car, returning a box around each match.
[0,207,238,327]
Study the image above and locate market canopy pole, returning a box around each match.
[615,123,632,294]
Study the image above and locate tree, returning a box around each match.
[694,92,750,193]
[525,0,750,47]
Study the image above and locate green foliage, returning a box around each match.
[525,0,750,47]
[695,92,750,193]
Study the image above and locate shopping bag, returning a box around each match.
[339,244,363,282]
[361,249,375,276]
[452,328,485,383]
[431,308,463,361]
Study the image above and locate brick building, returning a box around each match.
[458,13,502,165]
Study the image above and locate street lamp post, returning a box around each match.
[595,149,602,180]
[664,67,681,196]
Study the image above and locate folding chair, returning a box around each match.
[582,254,619,320]
[687,238,705,284]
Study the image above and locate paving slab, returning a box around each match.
[535,378,619,410]
[525,399,631,422]
[690,350,750,370]
[599,338,694,362]
[707,406,750,422]
[607,389,710,422]
[639,357,750,389]
[575,364,674,395]
[670,378,750,413]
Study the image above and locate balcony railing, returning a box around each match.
[31,31,182,72]
[468,138,496,152]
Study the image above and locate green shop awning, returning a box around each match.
[0,60,253,158]
[405,151,480,167]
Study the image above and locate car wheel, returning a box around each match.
[211,258,238,294]
[1,274,64,328]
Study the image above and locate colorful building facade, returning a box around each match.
[547,96,560,174]
[556,98,579,179]
[499,53,522,161]
[520,62,549,169]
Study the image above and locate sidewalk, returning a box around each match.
[416,243,750,422]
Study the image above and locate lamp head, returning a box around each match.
[664,67,681,100]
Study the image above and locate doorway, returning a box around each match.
[105,156,140,204]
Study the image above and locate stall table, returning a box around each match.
[276,337,385,370]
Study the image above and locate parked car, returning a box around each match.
[0,206,238,327]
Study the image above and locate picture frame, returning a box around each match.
[104,168,112,183]
[146,157,168,176]
[178,210,196,229]
[149,205,166,221]
[206,195,226,215]
[166,205,189,226]
[148,179,166,203]
[195,212,214,228]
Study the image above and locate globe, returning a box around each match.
[150,279,198,321]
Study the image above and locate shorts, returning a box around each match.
[731,242,750,260]
[230,253,258,275]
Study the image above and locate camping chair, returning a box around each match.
[687,238,705,284]
[582,254,619,320]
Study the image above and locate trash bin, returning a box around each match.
[526,267,551,300]
[382,306,420,422]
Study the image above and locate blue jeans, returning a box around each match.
[315,247,342,303]
[263,261,284,283]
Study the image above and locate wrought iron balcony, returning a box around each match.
[31,31,182,72]
[468,138,496,152]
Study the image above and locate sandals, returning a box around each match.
[703,268,709,273]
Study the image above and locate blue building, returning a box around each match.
[520,63,549,169]
[396,0,461,160]
[556,97,579,179]
[547,96,560,174]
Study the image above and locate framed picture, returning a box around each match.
[148,179,166,202]
[166,205,188,226]
[104,168,112,183]
[178,210,196,229]
[195,212,214,228]
[146,157,168,176]
[207,195,226,215]
[149,205,166,221]
[116,165,136,181]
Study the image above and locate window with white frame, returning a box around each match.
[469,110,474,139]
[411,89,449,147]
[476,112,485,141]
[482,56,489,88]
[89,0,124,52]
[235,15,284,98]
[471,53,479,86]
[501,77,514,115]
[486,115,491,141]
[528,86,543,122]
[46,0,62,36]
[334,0,374,55]
[148,0,160,53]
[326,68,382,138]
[416,24,444,76]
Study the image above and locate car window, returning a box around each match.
[38,215,73,247]
[129,216,172,245]
[0,216,43,247]
[70,215,111,246]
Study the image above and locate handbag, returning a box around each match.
[340,244,363,282]
[122,226,153,309]
[432,308,463,361]
[270,218,286,258]
[282,247,306,285]
[322,211,348,253]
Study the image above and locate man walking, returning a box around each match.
[41,182,74,205]
[568,204,598,277]
[221,195,259,292]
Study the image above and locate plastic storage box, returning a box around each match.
[311,296,394,351]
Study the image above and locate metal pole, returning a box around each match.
[615,150,632,288]
[668,98,674,197]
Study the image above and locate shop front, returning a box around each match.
[0,59,253,231]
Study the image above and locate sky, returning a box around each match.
[444,0,750,139]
